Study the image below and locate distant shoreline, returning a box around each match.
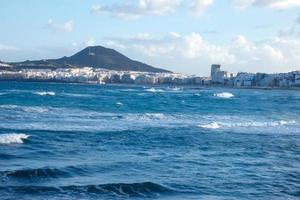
[1,79,300,91]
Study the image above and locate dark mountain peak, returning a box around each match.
[8,45,171,73]
[60,45,171,73]
[74,45,125,58]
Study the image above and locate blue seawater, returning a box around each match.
[0,82,299,200]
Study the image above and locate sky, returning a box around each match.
[0,0,300,75]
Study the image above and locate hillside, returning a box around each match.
[6,46,171,73]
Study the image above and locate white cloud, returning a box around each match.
[190,0,214,16]
[139,0,181,15]
[0,44,19,51]
[48,19,74,32]
[297,13,300,24]
[105,32,300,74]
[91,0,181,20]
[86,37,96,47]
[232,0,300,10]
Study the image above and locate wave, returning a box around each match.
[62,93,94,97]
[214,92,234,98]
[125,113,170,121]
[0,105,49,113]
[0,182,174,197]
[167,87,182,91]
[0,133,30,144]
[146,88,164,92]
[1,167,68,179]
[116,102,123,106]
[198,122,221,129]
[198,120,296,129]
[34,91,55,96]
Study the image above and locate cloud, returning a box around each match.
[0,44,19,51]
[297,13,300,24]
[232,0,300,10]
[85,37,96,47]
[105,32,300,74]
[190,0,214,16]
[48,19,74,32]
[278,27,300,38]
[91,0,181,20]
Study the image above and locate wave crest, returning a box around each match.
[34,91,55,96]
[0,133,30,144]
[198,122,221,129]
[199,120,296,129]
[0,105,48,113]
[214,92,234,98]
[0,182,173,197]
[2,167,68,179]
[146,88,164,92]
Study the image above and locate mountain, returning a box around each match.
[7,46,171,73]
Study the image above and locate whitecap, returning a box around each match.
[199,120,296,130]
[0,105,19,109]
[0,133,30,144]
[116,102,123,106]
[145,113,166,120]
[214,92,234,98]
[0,104,49,113]
[145,88,164,92]
[168,87,181,91]
[223,120,296,128]
[62,93,93,98]
[198,122,221,129]
[34,91,56,96]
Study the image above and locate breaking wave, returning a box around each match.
[0,105,49,113]
[0,133,30,144]
[0,182,174,197]
[199,120,296,129]
[116,102,123,106]
[146,88,164,92]
[34,91,55,96]
[62,93,94,97]
[199,122,221,129]
[214,92,234,98]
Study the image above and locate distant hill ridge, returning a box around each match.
[6,46,171,73]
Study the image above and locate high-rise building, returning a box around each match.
[211,64,221,78]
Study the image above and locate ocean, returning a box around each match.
[0,81,299,200]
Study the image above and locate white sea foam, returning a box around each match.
[0,105,19,109]
[34,91,56,96]
[125,113,169,121]
[169,87,182,91]
[0,105,49,113]
[146,88,164,92]
[62,93,93,98]
[214,92,234,98]
[198,120,296,130]
[223,120,296,128]
[145,113,167,120]
[0,133,30,144]
[199,122,221,129]
[22,107,49,113]
[116,102,123,106]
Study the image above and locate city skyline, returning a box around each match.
[1,0,300,76]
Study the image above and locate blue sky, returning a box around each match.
[0,0,300,75]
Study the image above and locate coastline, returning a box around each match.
[1,79,300,91]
